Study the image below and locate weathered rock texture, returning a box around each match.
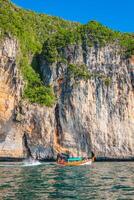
[0,38,134,160]
[0,37,23,158]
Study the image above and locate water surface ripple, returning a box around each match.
[0,162,134,200]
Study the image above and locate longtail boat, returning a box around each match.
[57,153,95,166]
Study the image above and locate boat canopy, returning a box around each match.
[68,157,82,162]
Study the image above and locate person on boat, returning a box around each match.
[57,151,96,164]
[57,152,69,164]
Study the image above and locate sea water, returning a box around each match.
[0,162,134,200]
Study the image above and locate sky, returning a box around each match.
[11,0,134,33]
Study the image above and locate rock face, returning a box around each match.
[40,44,134,159]
[0,37,23,158]
[0,37,134,160]
[0,37,56,159]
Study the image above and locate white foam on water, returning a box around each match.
[23,158,41,167]
[80,160,92,166]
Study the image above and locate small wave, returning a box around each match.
[23,158,41,167]
[81,161,92,166]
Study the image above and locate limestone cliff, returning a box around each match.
[0,36,134,160]
[0,37,56,159]
[0,0,134,160]
[40,44,134,159]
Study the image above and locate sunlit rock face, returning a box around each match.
[0,38,56,160]
[41,44,134,159]
[0,37,24,158]
[0,37,134,160]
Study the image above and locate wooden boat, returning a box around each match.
[57,157,95,166]
[58,159,92,166]
[57,152,95,166]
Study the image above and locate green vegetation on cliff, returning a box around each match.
[68,64,91,80]
[81,21,134,57]
[42,29,81,63]
[20,57,55,106]
[68,64,112,87]
[0,0,77,106]
[42,21,134,63]
[0,0,134,105]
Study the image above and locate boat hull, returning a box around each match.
[57,159,92,166]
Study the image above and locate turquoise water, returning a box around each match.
[0,162,134,200]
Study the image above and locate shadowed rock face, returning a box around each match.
[0,38,134,160]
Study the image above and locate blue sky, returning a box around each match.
[11,0,133,32]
